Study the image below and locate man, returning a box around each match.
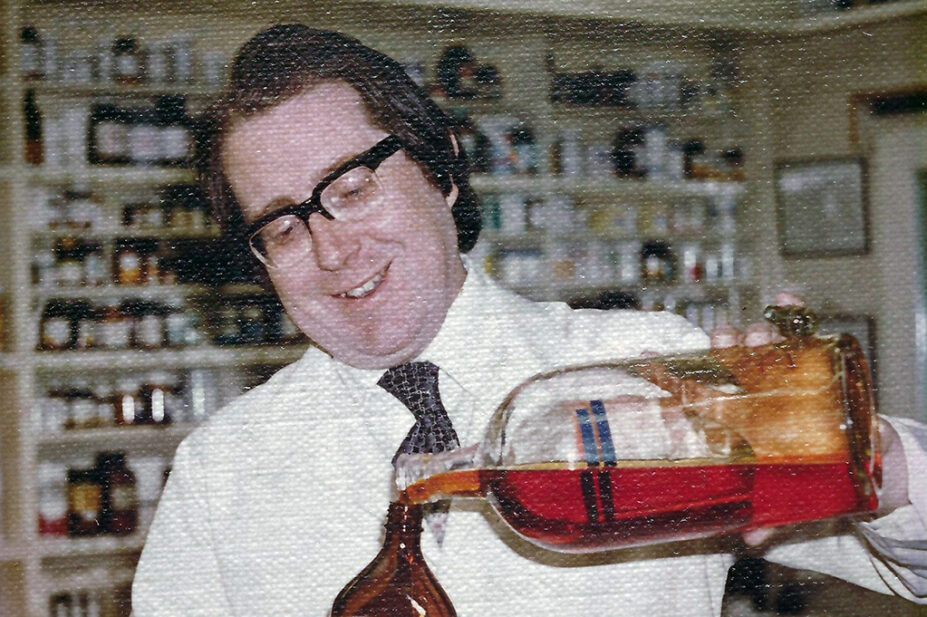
[133,24,927,616]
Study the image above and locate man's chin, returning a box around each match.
[328,335,427,370]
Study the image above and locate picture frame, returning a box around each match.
[774,157,870,257]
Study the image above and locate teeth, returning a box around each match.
[339,269,386,299]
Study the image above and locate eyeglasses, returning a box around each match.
[245,135,403,269]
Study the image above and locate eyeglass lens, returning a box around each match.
[250,166,385,267]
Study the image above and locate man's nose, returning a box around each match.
[308,214,360,270]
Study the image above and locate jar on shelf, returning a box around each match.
[112,36,143,85]
[83,244,107,287]
[20,26,45,80]
[123,198,158,229]
[127,107,162,166]
[54,237,84,287]
[95,299,133,349]
[24,89,43,166]
[238,300,266,345]
[50,594,71,617]
[156,95,192,167]
[93,381,117,429]
[89,103,130,165]
[141,371,178,425]
[40,300,75,350]
[133,301,165,349]
[40,378,70,433]
[114,377,142,426]
[680,242,705,283]
[640,240,676,283]
[114,239,144,285]
[67,378,99,430]
[163,296,195,346]
[73,301,98,350]
[67,466,103,536]
[97,452,138,535]
[38,463,68,536]
[33,247,56,288]
[213,303,242,346]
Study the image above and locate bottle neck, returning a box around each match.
[383,501,424,552]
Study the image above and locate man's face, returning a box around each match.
[223,81,466,369]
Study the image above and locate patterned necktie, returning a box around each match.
[378,361,460,463]
[378,361,459,545]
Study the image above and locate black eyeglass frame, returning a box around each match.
[244,134,404,241]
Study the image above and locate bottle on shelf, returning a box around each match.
[94,299,130,349]
[20,26,45,80]
[24,89,44,166]
[38,463,68,536]
[139,370,178,425]
[640,240,676,283]
[112,36,143,85]
[40,300,76,350]
[114,376,142,425]
[126,106,162,166]
[89,103,131,165]
[97,452,138,535]
[156,95,193,167]
[331,501,456,617]
[66,466,103,536]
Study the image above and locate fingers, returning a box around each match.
[743,322,785,347]
[742,527,777,547]
[710,325,741,349]
[774,291,805,307]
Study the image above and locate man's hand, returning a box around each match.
[709,292,805,350]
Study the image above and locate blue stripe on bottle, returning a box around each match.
[574,407,599,467]
[589,400,617,466]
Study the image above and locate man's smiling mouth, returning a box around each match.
[337,266,389,299]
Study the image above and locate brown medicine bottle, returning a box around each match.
[331,501,456,617]
[97,452,138,534]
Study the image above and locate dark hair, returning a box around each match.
[196,24,482,253]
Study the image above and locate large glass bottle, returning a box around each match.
[398,306,880,553]
[331,502,456,617]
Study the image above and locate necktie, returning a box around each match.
[378,361,459,545]
[378,361,460,463]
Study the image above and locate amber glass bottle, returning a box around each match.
[330,502,456,617]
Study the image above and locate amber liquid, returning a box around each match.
[403,457,878,553]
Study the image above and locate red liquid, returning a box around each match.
[480,460,877,552]
[406,458,877,553]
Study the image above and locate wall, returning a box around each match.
[739,13,927,418]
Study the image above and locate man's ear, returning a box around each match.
[449,131,460,157]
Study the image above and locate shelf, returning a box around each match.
[28,167,193,186]
[31,226,220,241]
[0,353,18,370]
[778,0,927,33]
[0,542,26,563]
[28,82,222,99]
[33,282,265,301]
[470,175,744,199]
[39,565,135,593]
[38,533,144,560]
[548,104,733,125]
[37,424,194,458]
[504,279,746,302]
[482,228,737,246]
[33,344,308,371]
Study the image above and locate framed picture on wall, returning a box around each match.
[818,313,878,392]
[774,157,870,257]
